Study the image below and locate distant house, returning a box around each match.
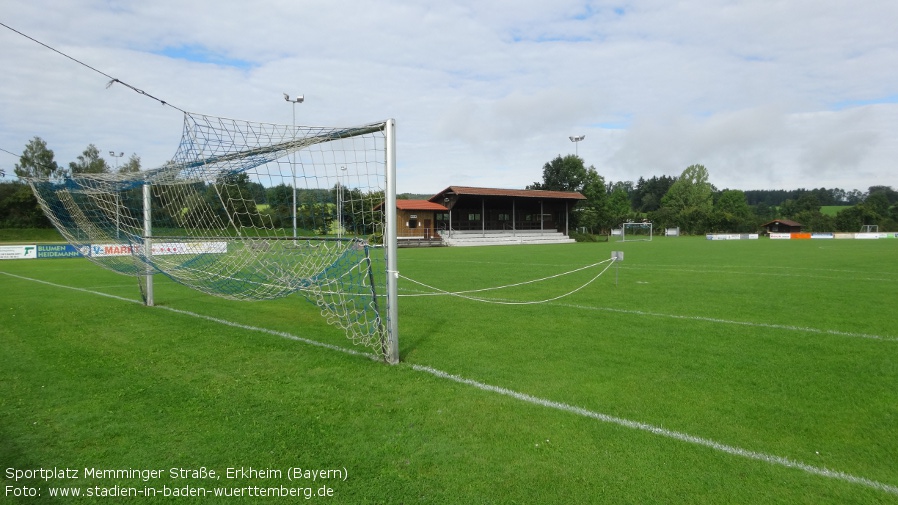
[762,219,803,234]
[394,200,449,240]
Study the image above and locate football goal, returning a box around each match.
[28,112,399,363]
[620,222,653,242]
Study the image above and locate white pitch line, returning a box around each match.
[397,284,898,343]
[2,270,897,496]
[553,302,898,343]
[621,264,898,283]
[411,364,898,496]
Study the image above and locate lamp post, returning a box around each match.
[569,135,585,157]
[284,93,304,243]
[109,151,124,170]
[444,197,451,238]
[109,151,124,238]
[337,166,346,238]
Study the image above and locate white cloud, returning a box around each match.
[2,0,897,193]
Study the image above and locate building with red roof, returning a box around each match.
[429,186,585,236]
[382,186,585,246]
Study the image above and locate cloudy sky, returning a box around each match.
[2,1,896,194]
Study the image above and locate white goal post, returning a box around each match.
[620,222,653,242]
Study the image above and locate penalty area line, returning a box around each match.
[3,271,897,496]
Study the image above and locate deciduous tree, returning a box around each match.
[69,144,110,175]
[528,155,586,192]
[660,164,713,234]
[14,137,62,180]
[661,164,713,213]
[606,188,631,227]
[577,167,610,232]
[712,189,754,232]
[118,154,141,174]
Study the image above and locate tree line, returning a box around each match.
[528,154,898,235]
[2,137,141,227]
[3,136,897,233]
[1,136,381,235]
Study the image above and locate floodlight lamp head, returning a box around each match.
[569,135,585,142]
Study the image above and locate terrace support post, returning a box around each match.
[565,202,569,236]
[512,199,516,237]
[540,201,544,231]
[481,198,485,237]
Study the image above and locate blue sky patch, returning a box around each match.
[155,45,254,70]
[832,94,898,110]
[591,119,631,129]
[510,32,592,44]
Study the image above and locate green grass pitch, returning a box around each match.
[1,237,897,503]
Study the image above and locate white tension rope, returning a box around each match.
[398,258,616,305]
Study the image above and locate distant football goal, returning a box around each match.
[620,222,653,242]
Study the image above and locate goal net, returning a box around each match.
[27,112,399,363]
[620,222,653,242]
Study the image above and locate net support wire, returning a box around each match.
[398,258,616,306]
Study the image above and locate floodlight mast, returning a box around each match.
[337,166,347,238]
[108,151,124,169]
[284,93,304,244]
[569,135,585,156]
[109,151,124,237]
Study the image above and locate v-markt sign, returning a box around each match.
[1,242,227,261]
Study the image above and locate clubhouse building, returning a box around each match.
[389,186,586,246]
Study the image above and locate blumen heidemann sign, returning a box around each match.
[36,244,85,259]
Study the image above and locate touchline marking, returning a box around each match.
[553,302,898,343]
[3,270,897,496]
[397,282,897,343]
[632,263,898,278]
[622,264,897,283]
[411,364,898,496]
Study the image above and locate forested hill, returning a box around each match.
[742,188,867,207]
